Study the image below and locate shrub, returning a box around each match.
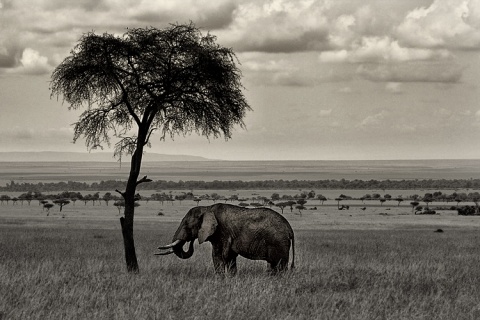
[457,206,478,216]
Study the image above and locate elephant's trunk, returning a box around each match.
[156,226,194,258]
[172,240,194,259]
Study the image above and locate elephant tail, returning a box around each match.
[290,233,295,270]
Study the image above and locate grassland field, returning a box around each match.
[2,190,480,320]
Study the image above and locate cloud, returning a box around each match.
[394,124,416,133]
[197,1,238,29]
[0,40,22,68]
[0,0,13,10]
[352,37,451,62]
[385,82,403,94]
[15,48,51,75]
[41,0,109,12]
[319,50,349,63]
[359,110,389,127]
[241,53,352,87]
[248,69,351,87]
[234,30,330,53]
[0,48,52,75]
[1,0,238,58]
[222,1,418,54]
[0,127,74,143]
[131,0,238,29]
[337,86,355,94]
[241,55,305,86]
[357,62,463,83]
[220,0,332,52]
[0,0,476,86]
[319,37,452,63]
[328,14,356,48]
[4,127,35,140]
[271,73,316,87]
[242,58,296,73]
[473,110,480,127]
[397,0,480,50]
[337,86,353,93]
[318,109,332,117]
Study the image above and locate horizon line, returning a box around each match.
[0,151,478,162]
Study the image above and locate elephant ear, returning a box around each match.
[198,210,217,244]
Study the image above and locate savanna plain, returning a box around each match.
[2,160,480,319]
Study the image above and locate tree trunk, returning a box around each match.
[119,146,144,273]
[120,215,138,272]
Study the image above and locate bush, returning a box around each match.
[457,206,478,216]
[422,209,436,215]
[415,207,436,215]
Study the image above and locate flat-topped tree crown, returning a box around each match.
[51,23,250,158]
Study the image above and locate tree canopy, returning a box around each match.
[51,23,250,159]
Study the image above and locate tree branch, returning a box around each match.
[136,175,152,186]
[120,91,142,127]
[144,128,156,146]
[115,189,126,199]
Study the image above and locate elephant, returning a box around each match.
[156,203,295,275]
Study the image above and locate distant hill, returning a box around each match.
[0,151,213,162]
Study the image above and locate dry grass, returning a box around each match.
[2,201,480,319]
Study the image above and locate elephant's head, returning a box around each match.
[156,206,217,259]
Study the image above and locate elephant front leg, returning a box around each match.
[211,253,237,275]
[211,242,237,275]
[212,245,227,274]
[223,238,238,276]
[212,253,225,274]
[225,256,238,276]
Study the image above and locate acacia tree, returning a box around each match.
[50,23,251,272]
[53,199,70,212]
[410,201,419,214]
[316,194,327,205]
[275,202,287,214]
[395,197,404,207]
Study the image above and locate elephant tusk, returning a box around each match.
[158,239,182,250]
[154,249,174,256]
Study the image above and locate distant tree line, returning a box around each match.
[2,190,479,217]
[2,178,480,192]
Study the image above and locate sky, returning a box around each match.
[1,0,480,161]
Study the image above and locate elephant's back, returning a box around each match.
[215,203,293,235]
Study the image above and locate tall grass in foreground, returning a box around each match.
[2,224,480,319]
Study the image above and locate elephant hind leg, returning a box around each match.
[269,258,288,274]
[267,244,290,274]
